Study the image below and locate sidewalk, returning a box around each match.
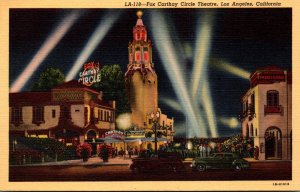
[10,156,134,167]
[244,157,292,162]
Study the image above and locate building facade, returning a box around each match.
[240,66,292,160]
[125,11,175,141]
[9,80,116,146]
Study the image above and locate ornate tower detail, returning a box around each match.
[125,11,158,129]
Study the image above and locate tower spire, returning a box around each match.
[136,10,143,19]
[136,10,144,26]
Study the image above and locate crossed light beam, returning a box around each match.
[66,11,121,81]
[191,11,214,99]
[10,10,83,93]
[210,58,251,80]
[152,10,250,138]
[151,10,207,137]
[193,11,218,138]
[150,10,208,138]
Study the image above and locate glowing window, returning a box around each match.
[144,52,148,61]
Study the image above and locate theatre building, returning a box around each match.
[124,11,175,145]
[240,66,292,160]
[9,80,116,146]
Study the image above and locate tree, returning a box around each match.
[92,64,131,116]
[31,67,65,91]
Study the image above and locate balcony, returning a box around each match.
[239,104,255,121]
[264,105,283,115]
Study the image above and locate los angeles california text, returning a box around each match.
[124,1,282,7]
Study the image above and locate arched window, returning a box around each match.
[135,47,141,62]
[267,90,279,106]
[246,124,249,138]
[143,47,148,62]
[250,124,254,137]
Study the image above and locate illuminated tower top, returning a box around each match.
[125,11,155,80]
[133,10,147,42]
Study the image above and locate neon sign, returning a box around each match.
[78,61,101,86]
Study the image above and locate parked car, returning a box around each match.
[191,152,250,171]
[130,152,185,173]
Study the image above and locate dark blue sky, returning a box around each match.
[9,9,291,137]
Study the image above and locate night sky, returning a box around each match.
[9,8,291,137]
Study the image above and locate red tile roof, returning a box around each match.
[10,92,52,105]
[52,80,99,94]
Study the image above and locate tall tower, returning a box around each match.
[125,11,158,129]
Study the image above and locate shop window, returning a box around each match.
[11,106,23,125]
[267,90,279,106]
[33,106,45,125]
[52,109,56,118]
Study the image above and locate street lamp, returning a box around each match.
[151,111,160,156]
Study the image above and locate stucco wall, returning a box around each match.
[71,105,85,127]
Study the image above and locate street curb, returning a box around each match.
[9,163,130,167]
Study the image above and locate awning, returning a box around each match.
[93,137,169,143]
[141,137,169,142]
[95,137,123,143]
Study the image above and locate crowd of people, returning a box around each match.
[99,135,256,160]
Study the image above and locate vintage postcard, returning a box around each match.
[0,0,299,191]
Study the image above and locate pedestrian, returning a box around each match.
[231,145,235,154]
[217,143,222,152]
[115,147,118,157]
[207,145,211,157]
[125,148,128,158]
[203,144,207,157]
[199,144,203,157]
[111,148,115,158]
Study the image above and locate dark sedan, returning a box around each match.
[129,152,185,173]
[191,152,250,171]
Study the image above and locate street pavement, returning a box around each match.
[9,156,292,181]
[10,156,134,167]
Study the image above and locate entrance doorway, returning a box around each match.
[265,127,282,160]
[55,129,80,146]
[86,130,97,155]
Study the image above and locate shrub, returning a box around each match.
[76,143,92,161]
[98,144,112,162]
